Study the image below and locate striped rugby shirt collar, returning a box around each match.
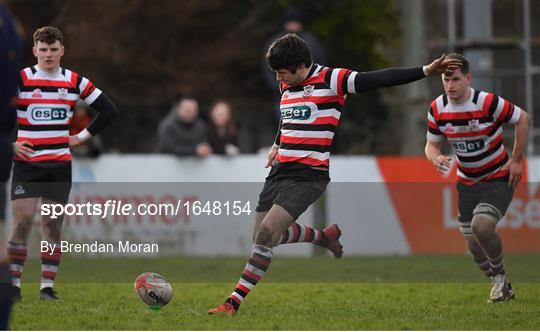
[305,63,321,79]
[34,64,61,77]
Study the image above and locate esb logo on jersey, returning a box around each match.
[28,104,69,124]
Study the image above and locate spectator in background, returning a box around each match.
[156,98,212,157]
[207,101,239,155]
[261,7,327,121]
[69,103,104,158]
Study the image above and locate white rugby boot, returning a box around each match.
[488,274,515,303]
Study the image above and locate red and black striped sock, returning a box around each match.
[7,242,27,288]
[278,223,328,247]
[226,244,272,311]
[40,241,62,290]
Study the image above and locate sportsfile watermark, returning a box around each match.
[41,199,252,220]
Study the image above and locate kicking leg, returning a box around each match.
[273,180,341,256]
[277,223,343,258]
[254,210,342,258]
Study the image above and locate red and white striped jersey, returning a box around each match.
[16,65,102,164]
[426,88,522,184]
[276,64,358,168]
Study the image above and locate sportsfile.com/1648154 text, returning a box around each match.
[40,200,253,220]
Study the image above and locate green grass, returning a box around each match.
[9,255,540,330]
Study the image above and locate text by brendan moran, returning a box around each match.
[41,241,159,254]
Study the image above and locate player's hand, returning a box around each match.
[69,135,85,148]
[265,144,279,168]
[68,135,84,148]
[196,143,213,157]
[501,158,522,188]
[431,155,452,175]
[13,141,35,160]
[425,54,462,76]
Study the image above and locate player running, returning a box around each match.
[208,33,461,316]
[7,26,117,302]
[425,53,529,303]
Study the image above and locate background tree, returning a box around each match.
[9,0,400,153]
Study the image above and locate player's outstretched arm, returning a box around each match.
[502,110,530,188]
[351,67,426,93]
[341,54,461,94]
[69,93,118,147]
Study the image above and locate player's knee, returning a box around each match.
[10,215,33,243]
[255,226,275,247]
[471,217,496,239]
[471,203,499,237]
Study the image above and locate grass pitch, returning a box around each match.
[9,255,540,330]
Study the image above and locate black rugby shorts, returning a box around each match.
[457,177,514,223]
[256,176,329,220]
[10,161,72,204]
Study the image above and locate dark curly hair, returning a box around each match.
[266,33,312,73]
[446,53,469,74]
[33,26,63,45]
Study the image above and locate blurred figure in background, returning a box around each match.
[0,2,23,327]
[69,103,104,158]
[207,101,239,156]
[261,7,327,121]
[156,98,212,157]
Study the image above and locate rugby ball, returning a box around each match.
[134,272,173,309]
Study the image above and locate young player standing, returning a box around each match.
[208,33,461,315]
[425,53,529,302]
[8,26,117,301]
